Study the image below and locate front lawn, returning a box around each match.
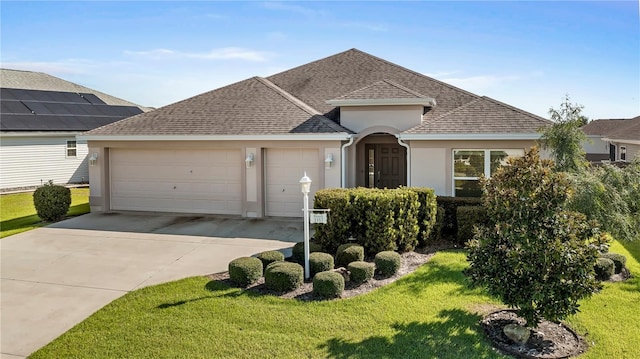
[30,241,640,359]
[0,188,90,238]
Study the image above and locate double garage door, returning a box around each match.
[110,148,319,217]
[110,149,242,214]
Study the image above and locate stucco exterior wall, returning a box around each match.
[340,105,423,133]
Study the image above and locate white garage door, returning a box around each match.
[110,149,242,214]
[266,148,320,217]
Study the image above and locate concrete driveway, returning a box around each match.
[1,212,302,359]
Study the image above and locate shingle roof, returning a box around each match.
[582,116,640,141]
[1,68,149,110]
[267,49,478,121]
[405,96,550,134]
[86,77,351,136]
[332,79,430,100]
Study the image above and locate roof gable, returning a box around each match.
[583,116,640,141]
[602,116,640,141]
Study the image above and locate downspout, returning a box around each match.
[341,136,354,188]
[396,135,411,187]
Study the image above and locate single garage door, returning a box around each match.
[110,149,242,214]
[265,148,319,217]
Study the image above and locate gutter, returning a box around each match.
[78,134,352,141]
[341,136,354,188]
[396,135,411,187]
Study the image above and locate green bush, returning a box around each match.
[594,258,615,280]
[436,196,482,239]
[228,257,263,287]
[466,147,605,327]
[335,243,364,267]
[309,252,334,276]
[348,261,375,285]
[375,251,401,277]
[427,206,445,243]
[32,180,71,222]
[456,206,488,246]
[408,187,437,248]
[256,251,284,270]
[312,271,344,299]
[601,253,626,274]
[313,188,352,253]
[291,241,323,264]
[264,261,304,292]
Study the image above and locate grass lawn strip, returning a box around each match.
[30,242,640,359]
[0,188,89,238]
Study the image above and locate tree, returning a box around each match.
[538,95,589,173]
[466,147,606,328]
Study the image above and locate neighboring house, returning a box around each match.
[581,116,640,163]
[82,49,551,218]
[0,69,148,191]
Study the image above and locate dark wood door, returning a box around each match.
[365,144,406,189]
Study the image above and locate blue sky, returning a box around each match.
[2,1,638,119]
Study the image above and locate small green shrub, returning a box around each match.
[456,206,488,246]
[228,257,263,287]
[348,261,375,285]
[292,241,324,264]
[309,252,334,276]
[594,257,615,280]
[374,251,401,277]
[410,187,438,247]
[336,243,364,267]
[601,253,626,274]
[33,180,71,222]
[427,206,445,243]
[312,271,345,299]
[256,251,284,270]
[436,196,482,238]
[264,261,304,292]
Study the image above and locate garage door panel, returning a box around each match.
[266,149,319,217]
[111,149,242,215]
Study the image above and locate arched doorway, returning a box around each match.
[356,133,407,188]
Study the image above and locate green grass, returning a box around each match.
[29,243,640,359]
[0,188,90,238]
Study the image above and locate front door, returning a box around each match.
[365,144,407,188]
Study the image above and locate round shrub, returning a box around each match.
[309,252,334,276]
[594,257,615,281]
[336,243,364,267]
[313,271,345,299]
[292,241,324,264]
[257,250,284,269]
[601,253,626,274]
[375,251,401,277]
[228,257,263,287]
[348,261,375,285]
[33,180,71,222]
[265,261,304,292]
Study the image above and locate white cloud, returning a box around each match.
[123,47,271,62]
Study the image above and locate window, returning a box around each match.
[620,146,626,161]
[453,149,524,197]
[66,140,77,157]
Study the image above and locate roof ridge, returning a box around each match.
[255,77,320,115]
[429,96,483,122]
[382,79,428,98]
[480,96,550,124]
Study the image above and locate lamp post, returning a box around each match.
[299,172,312,279]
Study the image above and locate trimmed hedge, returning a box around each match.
[228,257,263,287]
[601,253,626,274]
[428,206,445,243]
[409,187,438,247]
[291,241,324,265]
[264,261,304,292]
[456,206,488,246]
[313,188,352,254]
[336,243,364,267]
[309,252,334,276]
[348,261,375,285]
[594,257,615,281]
[256,251,284,269]
[33,180,71,222]
[313,271,345,299]
[436,196,482,239]
[375,251,401,277]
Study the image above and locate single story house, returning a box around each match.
[581,116,640,163]
[0,69,149,191]
[82,49,551,218]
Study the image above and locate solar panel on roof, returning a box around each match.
[80,93,106,105]
[1,99,32,114]
[1,88,18,100]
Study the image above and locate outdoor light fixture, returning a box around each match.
[299,172,311,194]
[325,153,333,168]
[300,172,312,279]
[245,153,254,168]
[89,153,98,166]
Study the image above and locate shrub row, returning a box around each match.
[456,206,488,245]
[434,196,482,240]
[314,187,436,255]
